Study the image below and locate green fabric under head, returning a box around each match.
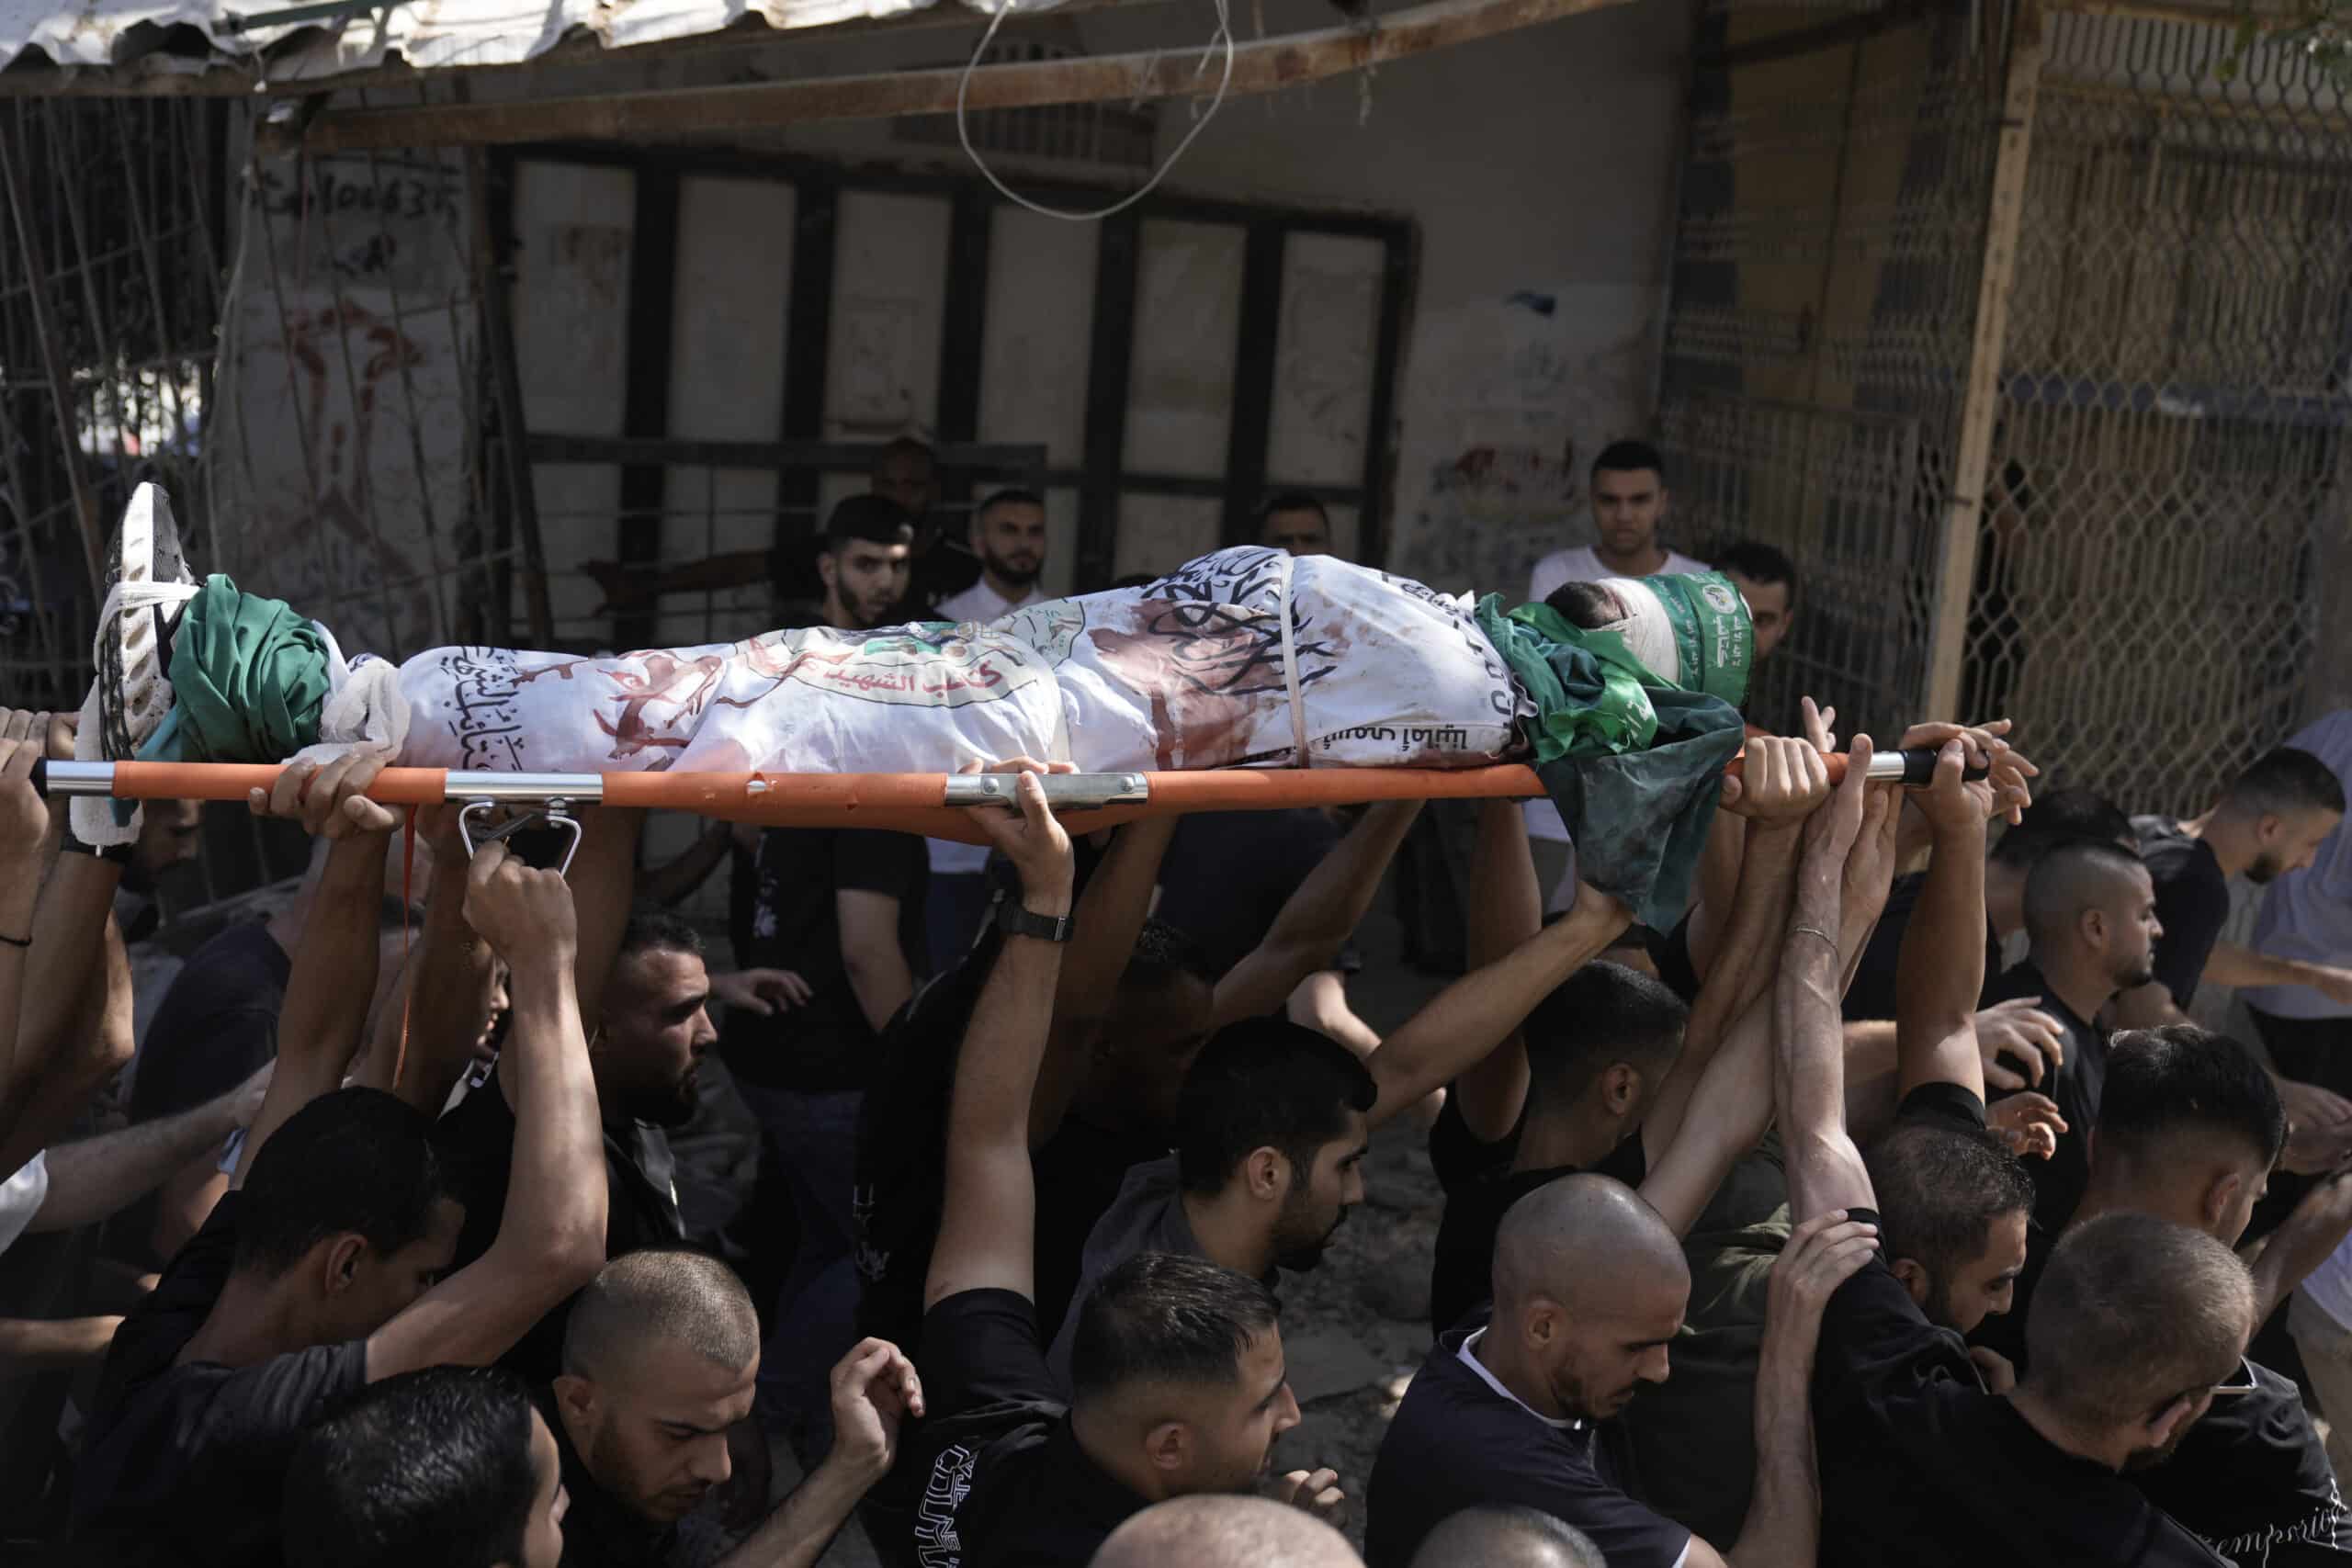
[136,575,331,765]
[1475,592,1748,931]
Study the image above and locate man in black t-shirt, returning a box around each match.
[1840,785,2134,1024]
[887,767,1343,1568]
[724,815,924,1462]
[435,908,715,1387]
[2114,748,2346,1031]
[1984,839,2163,1237]
[1974,1027,2352,1567]
[1427,960,1679,1334]
[1775,740,2253,1568]
[1368,1175,1869,1568]
[1042,1021,1372,1390]
[70,764,609,1567]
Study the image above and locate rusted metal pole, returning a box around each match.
[467,145,554,648]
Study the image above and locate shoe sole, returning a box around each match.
[98,485,193,761]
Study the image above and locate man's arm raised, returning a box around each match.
[1778,738,1882,1226]
[29,1062,269,1234]
[1214,801,1422,1027]
[232,756,401,1187]
[1641,737,1826,1166]
[717,1338,926,1568]
[1450,799,1545,1143]
[351,805,500,1117]
[1359,880,1634,1131]
[1896,739,1997,1102]
[366,840,605,1379]
[1034,810,1169,1145]
[926,765,1077,1311]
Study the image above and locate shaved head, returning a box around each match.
[2020,840,2149,950]
[1091,1495,1361,1568]
[562,1250,759,1383]
[1411,1506,1606,1568]
[1493,1174,1687,1313]
[2025,1213,2253,1452]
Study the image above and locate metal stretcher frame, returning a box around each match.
[35,750,1917,846]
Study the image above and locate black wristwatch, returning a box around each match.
[996,901,1074,944]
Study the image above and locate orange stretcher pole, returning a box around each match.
[38,750,1914,846]
[42,761,1562,844]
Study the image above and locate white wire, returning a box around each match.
[956,0,1235,223]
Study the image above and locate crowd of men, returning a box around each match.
[5,434,2352,1568]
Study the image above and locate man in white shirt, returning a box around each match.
[2248,709,2352,1478]
[1523,441,1709,913]
[933,488,1047,626]
[1524,441,1709,605]
[928,489,1052,967]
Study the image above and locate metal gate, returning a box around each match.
[1657,0,2352,811]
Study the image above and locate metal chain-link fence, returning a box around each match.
[1983,10,2352,815]
[1657,0,1998,742]
[1657,0,2351,813]
[0,97,228,714]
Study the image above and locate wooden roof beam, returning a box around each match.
[291,0,1637,152]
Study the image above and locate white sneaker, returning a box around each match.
[93,483,199,762]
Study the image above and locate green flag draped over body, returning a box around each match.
[1476,570,1754,930]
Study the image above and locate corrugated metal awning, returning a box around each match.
[0,0,986,86]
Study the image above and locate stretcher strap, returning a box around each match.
[1276,552,1310,768]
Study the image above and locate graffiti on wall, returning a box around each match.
[218,153,477,660]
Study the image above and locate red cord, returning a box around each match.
[392,807,415,1093]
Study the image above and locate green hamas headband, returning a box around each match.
[1643,570,1755,709]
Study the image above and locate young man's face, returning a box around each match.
[2098,863,2165,993]
[1170,1327,1301,1496]
[1260,507,1331,556]
[1922,1208,2030,1336]
[1270,1118,1369,1272]
[333,1196,466,1342]
[560,1336,759,1526]
[1724,570,1792,660]
[821,539,912,629]
[596,947,716,1129]
[1590,468,1667,562]
[2249,807,2343,885]
[134,796,205,879]
[977,501,1048,590]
